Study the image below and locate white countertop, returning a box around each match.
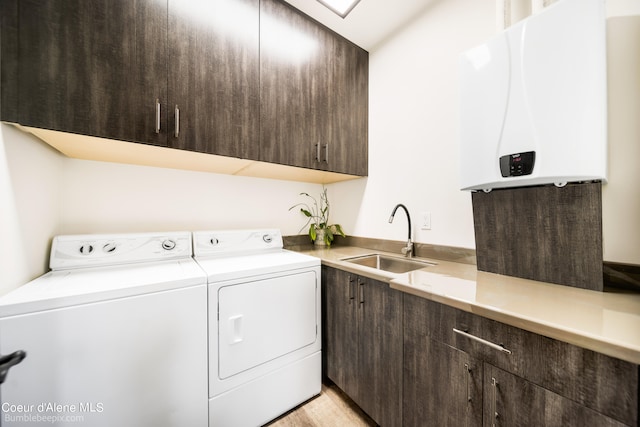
[298,246,640,365]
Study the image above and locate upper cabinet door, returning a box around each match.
[168,0,260,159]
[326,36,368,176]
[259,0,368,176]
[259,0,329,170]
[17,0,168,146]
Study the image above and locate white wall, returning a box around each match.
[603,12,640,264]
[58,158,321,236]
[331,0,496,250]
[0,124,63,296]
[331,0,640,265]
[0,124,322,295]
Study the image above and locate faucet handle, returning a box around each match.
[401,242,414,257]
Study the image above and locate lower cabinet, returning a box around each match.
[484,364,628,427]
[403,293,639,427]
[323,266,639,426]
[322,266,403,427]
[403,334,482,426]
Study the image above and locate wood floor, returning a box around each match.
[265,381,378,427]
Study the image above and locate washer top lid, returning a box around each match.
[193,229,283,258]
[50,231,193,270]
[0,258,206,317]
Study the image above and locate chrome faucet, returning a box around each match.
[388,203,413,258]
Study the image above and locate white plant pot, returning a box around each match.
[314,228,326,246]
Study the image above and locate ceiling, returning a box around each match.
[282,0,441,51]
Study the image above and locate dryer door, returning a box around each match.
[217,270,318,380]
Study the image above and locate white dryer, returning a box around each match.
[193,229,321,427]
[0,232,208,427]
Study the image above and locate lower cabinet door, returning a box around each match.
[323,267,359,398]
[357,276,403,427]
[323,267,403,427]
[404,333,482,427]
[483,364,628,427]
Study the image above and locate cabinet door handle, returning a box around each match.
[315,143,321,162]
[358,279,365,306]
[491,377,499,426]
[324,143,329,163]
[348,275,355,304]
[155,99,161,134]
[174,105,180,138]
[453,328,512,354]
[464,363,472,403]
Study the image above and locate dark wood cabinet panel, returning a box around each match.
[404,293,639,426]
[4,0,367,178]
[454,311,639,426]
[168,0,260,159]
[17,0,167,146]
[16,0,260,155]
[322,266,402,427]
[0,0,18,122]
[403,332,482,427]
[357,276,403,427]
[484,364,627,427]
[323,266,359,398]
[472,182,603,291]
[324,35,368,176]
[259,0,327,170]
[259,0,368,176]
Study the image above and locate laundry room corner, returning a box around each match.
[0,124,63,296]
[0,122,333,296]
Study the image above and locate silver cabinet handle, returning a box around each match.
[464,363,472,403]
[155,99,161,134]
[315,143,321,162]
[174,105,180,138]
[324,143,329,163]
[348,275,355,304]
[358,278,364,306]
[453,328,512,354]
[491,377,499,426]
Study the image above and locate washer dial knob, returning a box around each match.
[263,234,273,243]
[79,244,94,255]
[162,239,177,251]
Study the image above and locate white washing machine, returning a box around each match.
[193,229,321,427]
[0,232,208,427]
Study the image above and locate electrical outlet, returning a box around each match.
[420,211,431,230]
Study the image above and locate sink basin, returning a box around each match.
[341,254,434,274]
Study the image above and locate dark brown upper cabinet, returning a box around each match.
[1,0,367,178]
[168,0,260,160]
[11,0,260,158]
[0,0,18,123]
[259,0,368,176]
[324,32,368,176]
[15,0,168,147]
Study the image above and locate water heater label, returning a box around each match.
[500,151,535,177]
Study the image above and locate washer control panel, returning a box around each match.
[50,232,192,270]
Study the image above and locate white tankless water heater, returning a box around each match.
[459,0,607,192]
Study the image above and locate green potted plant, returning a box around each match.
[289,187,345,247]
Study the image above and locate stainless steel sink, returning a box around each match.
[341,254,435,274]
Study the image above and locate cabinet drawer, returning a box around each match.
[404,293,639,426]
